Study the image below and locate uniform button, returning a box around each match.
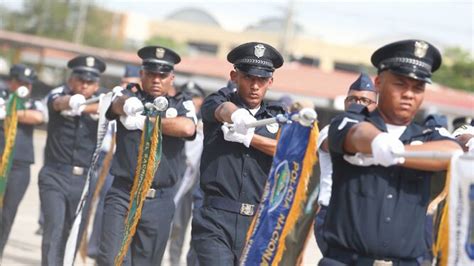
[385,217,391,223]
[382,241,388,247]
[386,194,393,199]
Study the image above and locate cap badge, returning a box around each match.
[24,68,31,76]
[155,48,165,58]
[254,44,265,58]
[414,41,429,58]
[86,56,95,67]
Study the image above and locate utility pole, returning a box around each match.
[73,0,88,44]
[278,0,295,60]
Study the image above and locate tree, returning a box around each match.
[433,47,474,92]
[1,0,123,49]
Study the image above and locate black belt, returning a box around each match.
[326,246,421,266]
[112,177,175,200]
[204,196,256,216]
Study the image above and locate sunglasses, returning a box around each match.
[344,96,376,106]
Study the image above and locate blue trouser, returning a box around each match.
[186,186,203,266]
[38,163,88,266]
[314,205,329,255]
[168,184,193,265]
[191,202,253,266]
[0,161,31,256]
[87,173,115,259]
[97,177,176,266]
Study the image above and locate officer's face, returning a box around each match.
[69,77,99,98]
[8,79,32,94]
[141,70,174,97]
[231,70,273,109]
[344,90,377,111]
[375,71,425,125]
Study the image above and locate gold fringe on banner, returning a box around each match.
[114,116,161,265]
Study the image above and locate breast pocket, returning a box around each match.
[400,169,427,204]
[348,170,378,198]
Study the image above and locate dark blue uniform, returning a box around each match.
[0,91,44,256]
[323,106,457,263]
[97,84,196,266]
[191,87,285,265]
[38,85,99,265]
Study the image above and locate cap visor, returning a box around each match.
[241,67,273,78]
[74,72,99,82]
[143,64,173,74]
[388,69,432,84]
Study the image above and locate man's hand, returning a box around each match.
[221,123,254,148]
[120,115,146,131]
[230,108,256,134]
[371,132,405,166]
[68,94,86,116]
[123,97,144,116]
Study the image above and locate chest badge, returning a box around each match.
[165,107,178,118]
[266,122,279,134]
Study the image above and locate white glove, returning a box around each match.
[221,123,254,148]
[466,137,474,153]
[0,97,5,119]
[0,105,5,120]
[119,115,146,131]
[230,108,256,134]
[123,97,144,116]
[68,94,86,115]
[453,124,474,137]
[343,153,376,166]
[111,86,124,101]
[371,132,406,167]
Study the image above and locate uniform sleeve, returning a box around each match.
[105,87,136,120]
[171,97,197,140]
[47,87,65,113]
[328,111,366,155]
[200,88,231,123]
[428,127,458,142]
[176,94,198,124]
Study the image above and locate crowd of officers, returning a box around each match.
[0,38,473,266]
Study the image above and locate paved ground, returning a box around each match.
[2,129,321,265]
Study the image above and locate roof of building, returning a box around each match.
[0,29,472,115]
[166,8,221,27]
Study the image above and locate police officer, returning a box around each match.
[38,55,105,265]
[97,45,196,265]
[191,42,286,265]
[320,40,462,265]
[314,73,377,255]
[0,64,44,257]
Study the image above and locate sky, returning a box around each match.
[94,0,473,53]
[3,0,473,53]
